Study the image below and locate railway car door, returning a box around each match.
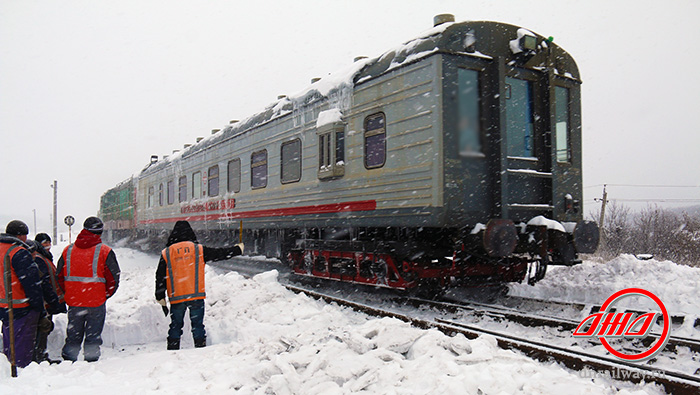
[504,77,534,159]
[502,72,552,222]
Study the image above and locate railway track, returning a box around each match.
[285,284,700,395]
[496,294,691,331]
[210,257,700,392]
[211,257,700,353]
[404,296,700,354]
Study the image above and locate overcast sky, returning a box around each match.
[1,0,699,235]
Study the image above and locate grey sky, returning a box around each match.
[1,0,699,235]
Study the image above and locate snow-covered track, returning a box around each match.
[437,319,700,395]
[211,257,700,355]
[286,284,700,394]
[405,296,700,354]
[463,294,689,329]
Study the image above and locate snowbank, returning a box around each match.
[0,248,663,394]
[510,254,700,317]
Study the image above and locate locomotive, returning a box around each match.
[99,15,598,292]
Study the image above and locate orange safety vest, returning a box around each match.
[62,243,111,307]
[162,241,205,304]
[0,243,30,308]
[36,254,64,304]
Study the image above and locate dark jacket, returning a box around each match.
[33,244,66,314]
[56,229,121,301]
[0,234,45,321]
[155,221,242,301]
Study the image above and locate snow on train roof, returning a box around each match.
[141,20,576,176]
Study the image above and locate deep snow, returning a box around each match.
[509,254,700,325]
[0,247,690,394]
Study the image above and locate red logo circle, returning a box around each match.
[598,288,670,361]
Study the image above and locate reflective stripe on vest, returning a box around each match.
[66,244,106,284]
[164,242,205,302]
[1,245,31,306]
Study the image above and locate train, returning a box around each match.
[99,15,599,293]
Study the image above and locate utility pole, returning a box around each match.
[51,180,57,245]
[598,184,608,229]
[594,184,609,252]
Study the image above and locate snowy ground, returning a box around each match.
[0,248,693,394]
[509,254,700,337]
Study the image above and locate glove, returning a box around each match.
[157,299,169,316]
[47,301,67,315]
[38,316,54,333]
[236,243,244,255]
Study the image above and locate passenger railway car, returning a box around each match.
[99,177,136,240]
[100,15,598,291]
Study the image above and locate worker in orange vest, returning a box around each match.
[1,220,63,368]
[57,217,120,362]
[155,220,243,350]
[31,233,65,363]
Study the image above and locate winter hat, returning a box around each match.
[35,233,52,244]
[5,220,29,236]
[166,220,198,246]
[83,216,104,234]
[25,239,39,253]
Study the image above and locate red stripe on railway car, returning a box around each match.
[139,200,377,225]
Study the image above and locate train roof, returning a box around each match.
[141,19,579,177]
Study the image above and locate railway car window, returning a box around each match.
[178,176,187,202]
[281,139,301,184]
[505,77,534,158]
[336,131,344,164]
[167,180,175,205]
[318,122,346,179]
[458,69,482,155]
[158,183,164,206]
[208,165,219,197]
[364,113,386,169]
[319,134,331,170]
[251,150,268,189]
[192,171,202,199]
[148,186,155,208]
[555,86,571,163]
[227,159,241,193]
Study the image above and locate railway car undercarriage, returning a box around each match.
[284,217,599,293]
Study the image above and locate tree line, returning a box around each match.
[588,203,700,267]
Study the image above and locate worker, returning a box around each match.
[57,217,120,362]
[1,220,61,368]
[31,234,66,363]
[155,220,243,350]
[35,233,52,255]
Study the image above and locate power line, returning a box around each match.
[585,184,700,189]
[609,198,700,203]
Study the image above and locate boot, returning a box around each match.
[167,337,180,350]
[194,337,206,348]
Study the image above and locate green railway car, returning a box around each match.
[99,177,136,241]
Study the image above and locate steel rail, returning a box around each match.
[404,296,700,354]
[209,258,700,354]
[285,284,700,395]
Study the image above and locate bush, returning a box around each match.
[589,203,700,267]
